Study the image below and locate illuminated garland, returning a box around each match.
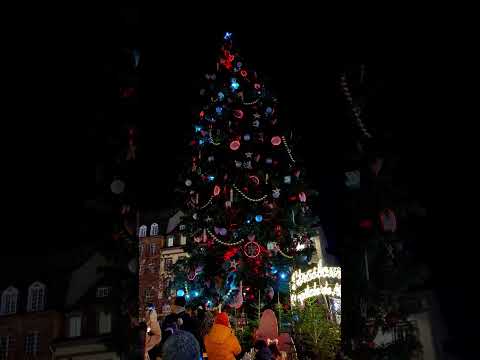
[208,136,221,146]
[233,184,268,202]
[340,74,372,138]
[281,136,296,164]
[277,247,294,259]
[198,196,213,210]
[291,261,341,291]
[207,228,245,246]
[243,98,259,105]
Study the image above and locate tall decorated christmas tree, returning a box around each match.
[170,33,318,319]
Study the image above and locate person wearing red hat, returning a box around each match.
[204,312,241,360]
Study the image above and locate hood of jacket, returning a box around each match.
[207,323,232,343]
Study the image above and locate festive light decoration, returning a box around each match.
[195,125,202,132]
[176,289,185,297]
[290,260,341,291]
[218,92,225,100]
[224,32,232,40]
[340,73,372,138]
[244,240,261,258]
[231,78,240,90]
[193,290,200,297]
[207,228,245,246]
[208,175,215,181]
[281,136,296,164]
[198,196,213,210]
[277,247,294,259]
[243,99,259,106]
[249,175,260,185]
[213,185,221,196]
[272,188,281,198]
[255,215,263,222]
[280,272,288,280]
[233,109,244,119]
[266,107,273,114]
[240,70,248,77]
[271,136,282,146]
[254,83,261,90]
[291,282,342,304]
[230,140,241,151]
[266,158,273,164]
[284,176,291,184]
[233,184,268,202]
[243,134,251,141]
[298,192,307,202]
[216,106,223,114]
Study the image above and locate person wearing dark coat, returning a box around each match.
[254,340,273,360]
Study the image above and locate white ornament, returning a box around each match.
[245,152,253,158]
[253,113,261,119]
[235,161,242,168]
[272,188,281,198]
[185,179,192,186]
[208,156,215,162]
[253,120,260,127]
[284,176,291,184]
[193,213,198,220]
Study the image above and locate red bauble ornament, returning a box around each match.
[249,175,260,185]
[233,109,244,119]
[254,83,261,90]
[240,70,248,77]
[230,140,241,151]
[271,136,282,146]
[213,185,221,196]
[244,240,261,258]
[200,110,205,118]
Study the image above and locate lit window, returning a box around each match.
[68,315,82,337]
[27,282,46,312]
[98,311,112,334]
[167,236,174,247]
[150,223,159,236]
[24,332,39,355]
[138,225,147,238]
[180,235,187,245]
[149,243,157,256]
[96,287,111,298]
[1,287,18,315]
[144,288,154,302]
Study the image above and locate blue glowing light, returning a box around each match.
[271,266,278,274]
[224,32,232,40]
[195,125,202,132]
[176,289,185,297]
[266,107,273,114]
[231,79,240,91]
[193,291,199,297]
[255,215,263,222]
[207,300,212,306]
[199,139,204,145]
[208,175,215,181]
[280,272,287,280]
[246,219,251,224]
[216,106,223,113]
[186,294,190,299]
[218,92,224,100]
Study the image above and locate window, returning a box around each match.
[149,243,157,256]
[144,288,153,302]
[1,287,18,315]
[0,335,12,360]
[150,223,159,236]
[98,311,112,334]
[180,235,187,245]
[138,225,147,238]
[27,282,46,312]
[164,258,173,272]
[68,316,82,338]
[167,236,174,247]
[179,224,186,231]
[24,332,39,355]
[96,286,111,298]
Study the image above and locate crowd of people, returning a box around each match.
[140,296,284,360]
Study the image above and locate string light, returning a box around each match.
[277,247,294,259]
[198,196,213,210]
[290,260,341,291]
[207,228,245,246]
[243,99,259,106]
[232,184,267,202]
[281,136,296,164]
[208,136,221,146]
[340,74,372,138]
[291,281,341,304]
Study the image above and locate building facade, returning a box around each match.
[138,212,188,320]
[0,281,64,360]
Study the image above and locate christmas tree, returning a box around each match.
[170,32,318,318]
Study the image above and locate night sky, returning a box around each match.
[7,9,473,352]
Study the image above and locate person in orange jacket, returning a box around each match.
[204,312,241,360]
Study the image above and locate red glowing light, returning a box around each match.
[233,109,244,119]
[230,140,241,151]
[240,70,248,77]
[213,185,221,196]
[271,136,282,146]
